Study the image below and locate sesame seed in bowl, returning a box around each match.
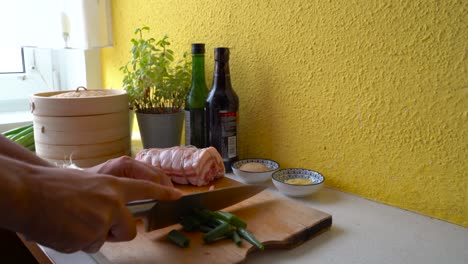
[232,159,280,184]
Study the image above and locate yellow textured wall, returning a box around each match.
[101,0,467,226]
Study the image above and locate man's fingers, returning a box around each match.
[138,162,174,187]
[119,178,183,203]
[127,160,174,187]
[157,169,174,186]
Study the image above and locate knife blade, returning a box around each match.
[127,184,266,232]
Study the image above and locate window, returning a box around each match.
[0,48,25,73]
[0,47,102,129]
[0,0,111,130]
[0,48,51,114]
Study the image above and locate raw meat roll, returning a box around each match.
[135,146,225,186]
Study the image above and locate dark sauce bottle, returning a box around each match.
[205,47,239,171]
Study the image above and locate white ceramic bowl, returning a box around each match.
[272,168,325,197]
[232,159,280,184]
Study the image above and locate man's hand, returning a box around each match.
[85,156,173,187]
[1,157,182,254]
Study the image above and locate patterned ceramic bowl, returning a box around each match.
[272,168,325,197]
[232,159,280,184]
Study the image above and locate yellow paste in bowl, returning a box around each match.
[285,178,312,185]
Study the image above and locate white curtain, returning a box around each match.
[0,0,112,49]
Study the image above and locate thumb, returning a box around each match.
[106,206,137,242]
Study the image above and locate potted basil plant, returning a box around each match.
[120,26,191,148]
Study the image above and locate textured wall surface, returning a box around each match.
[101,0,467,226]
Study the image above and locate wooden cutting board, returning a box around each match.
[99,177,332,264]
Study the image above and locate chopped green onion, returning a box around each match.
[9,125,33,141]
[171,209,262,249]
[212,211,247,228]
[192,208,212,224]
[203,221,232,244]
[16,131,34,147]
[180,215,200,231]
[199,224,213,233]
[168,229,190,248]
[237,227,264,250]
[25,142,35,151]
[2,123,33,137]
[229,230,242,246]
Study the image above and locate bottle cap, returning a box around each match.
[192,43,205,54]
[214,47,229,61]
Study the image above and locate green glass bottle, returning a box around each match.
[184,43,209,147]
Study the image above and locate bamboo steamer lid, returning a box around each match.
[31,87,130,167]
[30,87,128,117]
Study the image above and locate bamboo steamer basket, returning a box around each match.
[31,87,131,168]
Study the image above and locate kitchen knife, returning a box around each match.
[127,184,266,232]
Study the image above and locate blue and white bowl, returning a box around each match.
[232,159,280,184]
[272,168,325,197]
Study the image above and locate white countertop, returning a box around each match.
[41,174,467,264]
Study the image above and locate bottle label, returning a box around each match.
[219,111,237,159]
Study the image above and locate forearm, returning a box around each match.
[0,135,52,167]
[0,155,33,233]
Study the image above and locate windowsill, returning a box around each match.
[0,111,33,132]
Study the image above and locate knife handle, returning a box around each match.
[126,200,157,232]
